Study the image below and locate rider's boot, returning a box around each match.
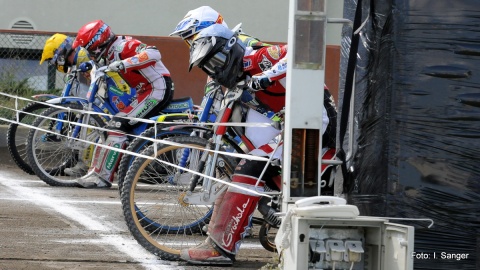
[76,131,127,188]
[180,174,264,265]
[201,189,254,237]
[64,160,89,177]
[65,143,96,176]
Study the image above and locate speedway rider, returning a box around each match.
[180,24,336,265]
[171,5,286,236]
[71,19,174,188]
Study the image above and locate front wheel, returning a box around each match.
[6,102,49,175]
[26,103,106,187]
[121,136,236,260]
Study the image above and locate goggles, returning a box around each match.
[201,52,227,76]
[175,19,216,46]
[184,35,195,47]
[47,58,56,66]
[179,27,194,40]
[48,40,72,71]
[95,40,111,58]
[47,58,66,73]
[47,55,66,72]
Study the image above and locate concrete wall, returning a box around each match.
[0,0,343,45]
[0,1,344,102]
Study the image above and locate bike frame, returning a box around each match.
[43,65,198,148]
[44,66,116,150]
[171,87,270,206]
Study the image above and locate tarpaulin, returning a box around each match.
[339,0,480,269]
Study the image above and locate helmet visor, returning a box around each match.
[184,35,195,47]
[172,17,216,40]
[201,52,227,76]
[171,18,196,37]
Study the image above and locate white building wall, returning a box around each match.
[0,0,343,44]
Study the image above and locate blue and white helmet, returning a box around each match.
[170,6,228,43]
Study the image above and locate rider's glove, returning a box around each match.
[78,60,94,72]
[108,60,126,72]
[248,74,273,91]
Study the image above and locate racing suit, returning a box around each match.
[78,36,174,188]
[105,36,174,125]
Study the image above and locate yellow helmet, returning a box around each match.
[40,33,67,65]
[40,33,74,73]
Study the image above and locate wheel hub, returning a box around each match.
[178,192,190,207]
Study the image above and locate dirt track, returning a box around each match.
[0,125,277,270]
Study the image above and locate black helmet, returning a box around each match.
[189,24,246,89]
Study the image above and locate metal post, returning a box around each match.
[47,63,56,90]
[283,0,327,212]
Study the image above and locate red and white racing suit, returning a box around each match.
[105,36,173,125]
[87,36,174,185]
[244,45,288,113]
[242,45,288,159]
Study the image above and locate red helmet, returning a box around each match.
[73,20,115,60]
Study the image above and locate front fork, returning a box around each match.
[60,103,97,167]
[182,134,228,205]
[181,100,236,206]
[65,103,94,149]
[183,131,237,206]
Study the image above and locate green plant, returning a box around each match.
[0,70,61,123]
[0,70,36,97]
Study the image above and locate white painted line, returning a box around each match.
[0,171,180,270]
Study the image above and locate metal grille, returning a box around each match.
[11,20,35,46]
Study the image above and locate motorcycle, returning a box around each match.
[6,70,96,175]
[119,83,339,260]
[24,64,201,187]
[120,85,280,259]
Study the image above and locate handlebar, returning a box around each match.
[96,66,109,72]
[69,62,111,74]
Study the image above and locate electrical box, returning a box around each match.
[276,197,414,270]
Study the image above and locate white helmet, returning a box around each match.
[170,6,228,42]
